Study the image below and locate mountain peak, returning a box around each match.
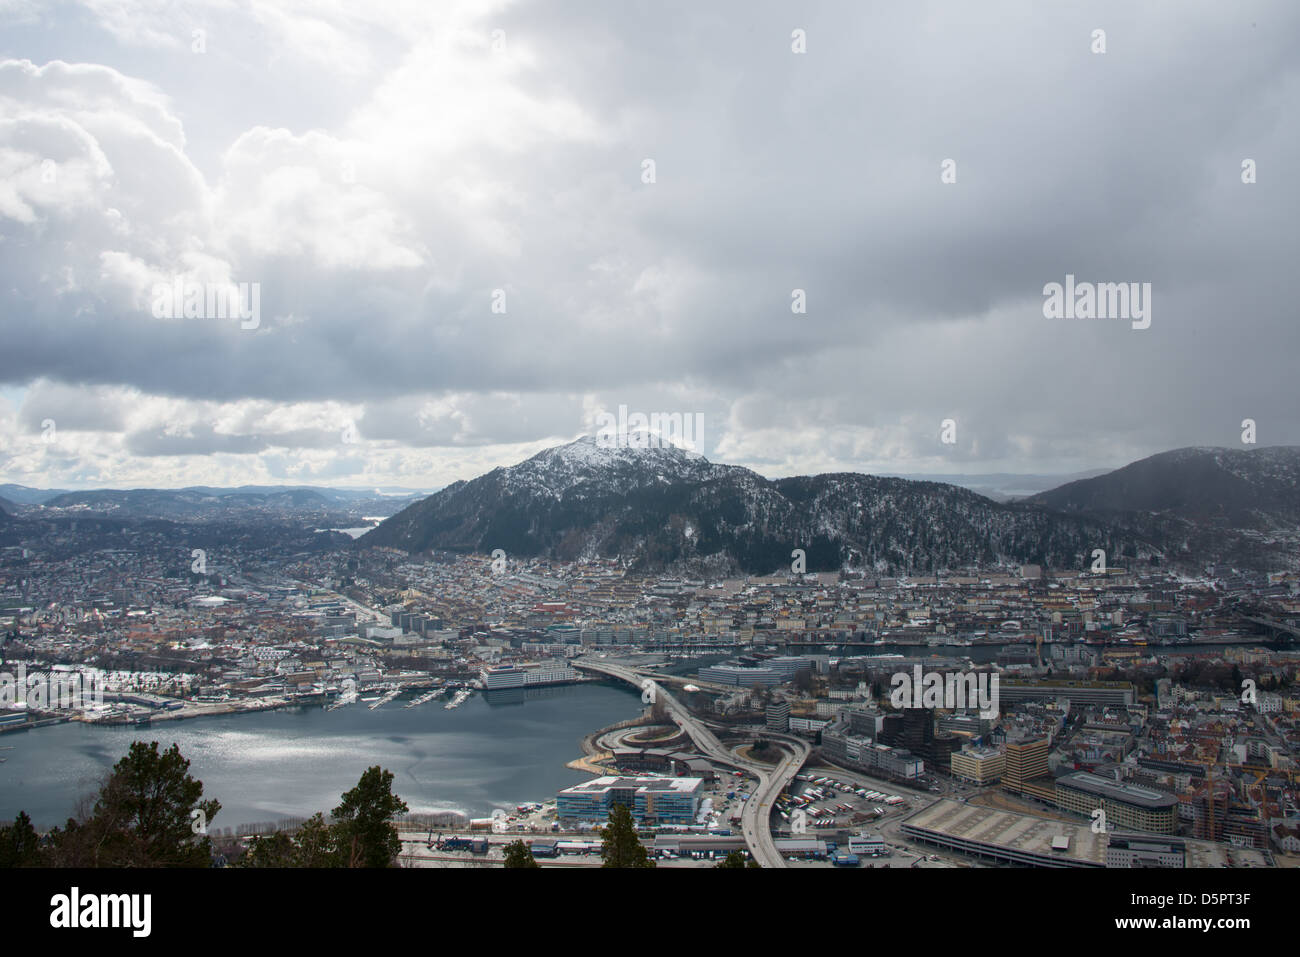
[501,433,718,500]
[361,435,1166,574]
[532,433,708,467]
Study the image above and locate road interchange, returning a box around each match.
[574,658,809,868]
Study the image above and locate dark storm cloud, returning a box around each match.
[0,0,1296,482]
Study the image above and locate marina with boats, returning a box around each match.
[322,679,476,713]
[444,688,473,710]
[367,686,402,710]
[406,686,447,708]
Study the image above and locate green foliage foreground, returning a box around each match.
[0,740,410,868]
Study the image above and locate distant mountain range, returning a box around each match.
[0,484,72,505]
[361,436,1179,575]
[1025,446,1300,528]
[7,444,1296,572]
[886,470,1110,503]
[0,484,432,522]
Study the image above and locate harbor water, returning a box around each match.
[0,681,639,830]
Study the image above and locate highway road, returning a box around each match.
[735,732,810,868]
[574,657,809,868]
[1240,614,1300,640]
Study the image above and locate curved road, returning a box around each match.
[574,658,809,868]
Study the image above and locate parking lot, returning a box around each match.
[776,772,911,835]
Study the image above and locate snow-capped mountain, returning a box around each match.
[361,436,1172,574]
[486,433,724,499]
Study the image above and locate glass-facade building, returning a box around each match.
[556,776,702,824]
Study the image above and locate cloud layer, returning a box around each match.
[0,0,1297,489]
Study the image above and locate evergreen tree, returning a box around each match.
[48,740,220,867]
[241,830,296,868]
[600,803,654,868]
[714,849,758,868]
[503,839,540,868]
[0,812,42,867]
[330,766,408,868]
[293,812,343,867]
[240,775,406,869]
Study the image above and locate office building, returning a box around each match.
[951,747,1005,785]
[766,700,790,732]
[698,664,782,687]
[1000,680,1135,707]
[556,776,702,825]
[1055,772,1179,834]
[1002,737,1050,795]
[479,661,578,689]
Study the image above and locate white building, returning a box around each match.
[480,661,579,690]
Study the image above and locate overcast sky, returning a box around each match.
[0,0,1296,490]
